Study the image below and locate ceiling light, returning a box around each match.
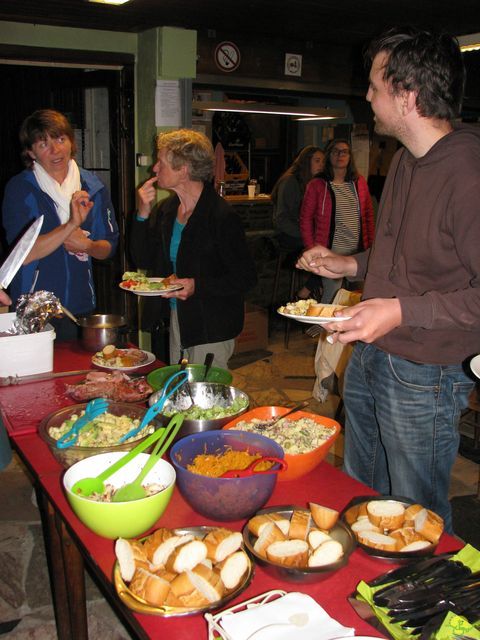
[460,43,480,52]
[87,0,131,5]
[458,32,480,52]
[192,100,344,119]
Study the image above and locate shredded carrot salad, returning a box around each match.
[187,448,273,478]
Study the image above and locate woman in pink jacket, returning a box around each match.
[300,138,375,303]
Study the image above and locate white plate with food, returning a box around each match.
[277,300,351,325]
[92,346,155,371]
[470,354,480,379]
[119,272,183,297]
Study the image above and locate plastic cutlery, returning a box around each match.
[111,414,184,502]
[202,352,214,381]
[117,369,188,443]
[220,456,288,478]
[70,423,171,497]
[56,398,109,449]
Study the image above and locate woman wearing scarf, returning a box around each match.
[2,109,119,339]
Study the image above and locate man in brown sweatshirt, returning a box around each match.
[297,27,480,533]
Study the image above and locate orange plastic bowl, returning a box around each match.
[223,406,341,482]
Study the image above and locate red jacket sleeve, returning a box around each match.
[300,179,319,249]
[357,175,376,249]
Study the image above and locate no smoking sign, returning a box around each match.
[285,53,302,77]
[214,42,241,73]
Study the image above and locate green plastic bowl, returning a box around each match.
[63,452,175,539]
[147,364,232,391]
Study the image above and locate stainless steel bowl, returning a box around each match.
[150,382,249,441]
[77,314,128,352]
[243,505,356,583]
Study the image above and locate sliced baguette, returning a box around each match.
[167,571,209,608]
[403,504,424,527]
[165,540,208,574]
[413,508,443,543]
[367,500,405,531]
[401,540,433,552]
[129,567,171,607]
[309,502,339,531]
[203,528,242,563]
[308,529,332,550]
[390,527,424,549]
[357,530,398,552]
[266,539,309,567]
[253,521,287,557]
[308,539,344,567]
[247,513,285,537]
[115,538,149,582]
[151,533,194,567]
[217,550,249,590]
[350,517,381,534]
[187,563,225,603]
[142,527,174,561]
[288,509,311,540]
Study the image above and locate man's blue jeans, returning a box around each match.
[343,342,474,533]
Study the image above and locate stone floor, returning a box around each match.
[0,325,478,639]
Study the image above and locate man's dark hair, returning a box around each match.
[365,26,465,120]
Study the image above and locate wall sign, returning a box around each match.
[284,53,302,77]
[214,41,241,73]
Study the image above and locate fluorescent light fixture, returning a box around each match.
[458,32,480,52]
[192,100,345,119]
[87,0,131,5]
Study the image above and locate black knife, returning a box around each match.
[368,552,453,588]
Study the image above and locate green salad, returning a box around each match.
[163,396,248,420]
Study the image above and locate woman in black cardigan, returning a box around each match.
[130,129,257,369]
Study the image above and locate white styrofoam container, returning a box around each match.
[0,312,55,377]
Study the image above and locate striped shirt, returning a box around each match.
[330,181,360,255]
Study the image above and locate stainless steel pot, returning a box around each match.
[77,314,128,352]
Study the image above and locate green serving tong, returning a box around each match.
[70,414,182,497]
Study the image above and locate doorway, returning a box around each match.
[0,50,135,317]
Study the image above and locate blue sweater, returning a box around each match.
[2,168,119,314]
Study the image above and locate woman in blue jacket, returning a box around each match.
[2,109,119,339]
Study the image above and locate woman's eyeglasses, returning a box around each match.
[331,148,350,156]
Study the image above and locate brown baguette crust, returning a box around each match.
[203,528,242,563]
[288,509,311,540]
[357,530,398,552]
[309,502,339,531]
[414,508,444,543]
[129,567,171,607]
[266,539,309,567]
[253,521,287,557]
[247,513,283,537]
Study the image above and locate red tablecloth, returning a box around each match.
[2,342,464,639]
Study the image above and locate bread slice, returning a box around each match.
[288,509,311,540]
[247,513,284,537]
[403,504,424,527]
[217,550,249,590]
[115,538,149,582]
[390,527,424,549]
[165,540,208,574]
[308,529,332,550]
[309,502,339,530]
[350,517,381,534]
[129,567,171,606]
[253,521,286,557]
[187,563,225,603]
[167,571,209,608]
[367,500,405,531]
[401,540,433,552]
[151,533,194,567]
[308,539,344,567]
[357,530,398,552]
[413,508,443,543]
[203,528,242,563]
[266,539,309,567]
[142,527,175,561]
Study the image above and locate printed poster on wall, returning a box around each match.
[155,80,181,127]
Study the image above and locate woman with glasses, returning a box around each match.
[300,138,375,302]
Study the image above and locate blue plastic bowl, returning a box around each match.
[169,430,284,521]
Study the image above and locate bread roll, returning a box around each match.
[308,529,332,550]
[165,540,208,574]
[115,538,149,582]
[351,517,381,534]
[288,510,311,540]
[129,567,171,607]
[308,539,344,567]
[187,563,225,603]
[266,539,309,567]
[367,500,405,531]
[413,508,443,543]
[203,528,242,563]
[306,303,325,317]
[217,550,249,590]
[309,502,339,531]
[357,530,398,552]
[253,521,286,557]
